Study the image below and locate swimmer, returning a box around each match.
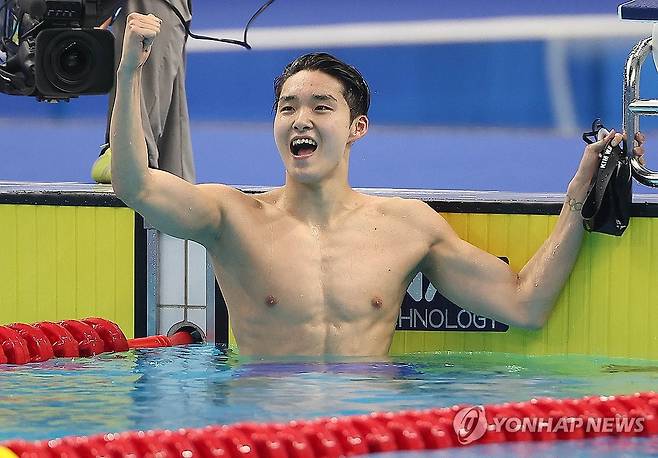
[110,13,646,356]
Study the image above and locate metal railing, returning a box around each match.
[624,34,658,186]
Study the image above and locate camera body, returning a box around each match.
[35,25,114,98]
[1,0,119,100]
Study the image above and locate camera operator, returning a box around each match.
[92,0,195,184]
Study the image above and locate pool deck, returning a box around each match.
[3,181,658,215]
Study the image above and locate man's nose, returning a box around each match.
[292,110,312,131]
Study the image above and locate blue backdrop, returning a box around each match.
[1,0,657,193]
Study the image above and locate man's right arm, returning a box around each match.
[110,13,224,244]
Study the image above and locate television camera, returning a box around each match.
[0,0,118,101]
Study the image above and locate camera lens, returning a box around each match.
[58,42,90,78]
[53,39,93,87]
[40,32,97,93]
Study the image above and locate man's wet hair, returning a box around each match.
[274,52,370,121]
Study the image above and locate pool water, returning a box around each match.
[0,345,656,455]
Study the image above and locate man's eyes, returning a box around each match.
[278,105,333,113]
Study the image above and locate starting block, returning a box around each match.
[619,0,658,21]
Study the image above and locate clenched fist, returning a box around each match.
[117,12,162,74]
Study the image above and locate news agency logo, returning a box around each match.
[453,405,487,444]
[451,405,646,444]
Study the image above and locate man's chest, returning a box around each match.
[214,215,430,319]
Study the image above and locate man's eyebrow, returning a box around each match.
[278,94,339,103]
[312,93,338,102]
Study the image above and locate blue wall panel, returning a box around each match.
[2,0,656,190]
[185,42,554,127]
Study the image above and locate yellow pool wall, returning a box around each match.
[0,204,135,338]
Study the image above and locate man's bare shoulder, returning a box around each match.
[363,194,450,240]
[364,194,439,218]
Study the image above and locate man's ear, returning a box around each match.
[349,115,369,143]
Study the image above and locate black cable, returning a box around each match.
[164,0,276,50]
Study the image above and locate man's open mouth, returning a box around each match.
[290,138,318,157]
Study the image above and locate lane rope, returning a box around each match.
[0,318,194,365]
[2,391,656,456]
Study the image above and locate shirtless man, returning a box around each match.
[111,14,643,356]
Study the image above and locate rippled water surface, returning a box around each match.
[0,345,656,455]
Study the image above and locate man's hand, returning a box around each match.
[569,130,646,200]
[117,13,162,74]
[633,131,647,166]
[573,129,620,188]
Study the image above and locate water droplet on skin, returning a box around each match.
[552,244,560,257]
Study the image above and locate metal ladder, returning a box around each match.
[621,0,658,186]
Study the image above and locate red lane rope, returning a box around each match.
[2,391,656,457]
[0,318,195,365]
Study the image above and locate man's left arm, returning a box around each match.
[420,130,637,329]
